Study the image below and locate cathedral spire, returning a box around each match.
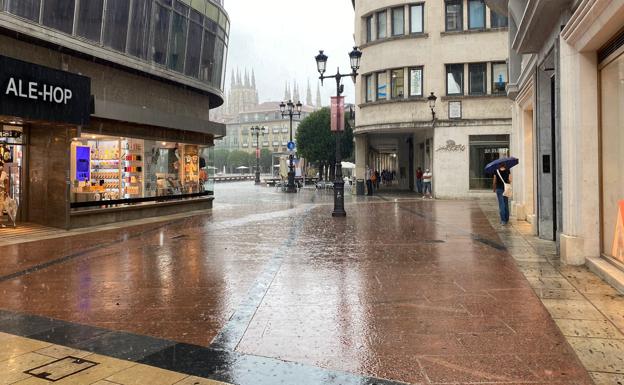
[293,81,300,103]
[306,79,313,106]
[230,70,235,87]
[284,82,289,101]
[236,69,242,86]
[244,69,250,87]
[251,69,256,88]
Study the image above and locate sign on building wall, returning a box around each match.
[448,101,462,119]
[330,96,345,132]
[0,55,92,125]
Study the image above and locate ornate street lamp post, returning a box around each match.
[427,92,437,122]
[250,125,266,185]
[315,47,362,217]
[279,100,302,193]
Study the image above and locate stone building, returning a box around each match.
[227,68,259,116]
[488,0,624,288]
[0,0,229,228]
[352,0,511,198]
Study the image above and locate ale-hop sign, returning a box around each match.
[330,96,345,132]
[0,55,91,125]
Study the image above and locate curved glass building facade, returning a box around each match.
[0,0,229,96]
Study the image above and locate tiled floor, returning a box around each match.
[0,332,228,385]
[0,183,619,384]
[480,202,624,385]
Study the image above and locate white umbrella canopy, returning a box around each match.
[236,166,250,169]
[341,161,356,169]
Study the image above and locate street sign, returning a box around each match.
[287,141,295,151]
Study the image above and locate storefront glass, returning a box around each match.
[70,134,213,208]
[468,134,509,190]
[600,53,624,265]
[0,125,24,224]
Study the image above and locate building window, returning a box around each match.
[365,74,374,102]
[376,10,386,39]
[492,62,508,94]
[42,0,75,34]
[490,10,508,28]
[103,0,130,52]
[446,64,463,95]
[376,72,387,100]
[5,0,40,22]
[199,30,215,80]
[185,18,203,77]
[127,0,152,59]
[391,69,404,99]
[391,7,404,36]
[445,0,462,31]
[168,8,188,72]
[469,135,510,190]
[468,0,485,29]
[469,63,486,95]
[366,15,373,42]
[151,2,171,65]
[409,67,423,97]
[76,0,104,42]
[410,4,424,34]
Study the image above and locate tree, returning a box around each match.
[260,149,272,172]
[296,107,354,179]
[214,149,229,172]
[227,150,251,172]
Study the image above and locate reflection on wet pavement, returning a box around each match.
[0,183,595,384]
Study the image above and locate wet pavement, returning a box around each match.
[0,183,600,384]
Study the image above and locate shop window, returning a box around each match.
[391,69,404,99]
[151,2,171,65]
[184,19,202,77]
[42,0,75,34]
[446,64,463,95]
[365,74,374,102]
[490,9,508,28]
[76,0,104,43]
[410,4,424,34]
[445,0,462,32]
[468,0,485,30]
[469,135,509,190]
[376,71,387,100]
[409,67,423,97]
[103,0,130,52]
[492,62,508,94]
[168,10,188,72]
[5,0,40,22]
[391,7,404,36]
[376,10,386,39]
[127,0,152,59]
[70,136,213,208]
[365,15,373,42]
[469,63,486,95]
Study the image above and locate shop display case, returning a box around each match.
[122,139,144,198]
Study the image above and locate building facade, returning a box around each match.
[0,0,229,229]
[216,102,315,155]
[489,0,624,288]
[353,0,511,198]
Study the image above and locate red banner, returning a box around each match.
[256,148,260,158]
[330,96,345,132]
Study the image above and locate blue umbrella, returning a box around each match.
[485,157,519,174]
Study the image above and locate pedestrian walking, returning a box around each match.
[365,166,373,196]
[416,167,423,194]
[493,163,512,225]
[422,168,432,198]
[374,170,380,189]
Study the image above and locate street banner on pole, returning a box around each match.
[330,96,345,132]
[256,148,260,158]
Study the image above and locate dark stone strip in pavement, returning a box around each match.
[375,194,507,251]
[0,223,171,283]
[0,309,406,385]
[209,208,310,351]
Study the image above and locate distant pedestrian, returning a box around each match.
[374,170,380,189]
[365,166,373,196]
[422,168,432,198]
[416,167,423,194]
[493,163,512,225]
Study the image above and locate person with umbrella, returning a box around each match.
[486,157,518,226]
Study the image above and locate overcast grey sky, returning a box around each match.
[224,0,356,106]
